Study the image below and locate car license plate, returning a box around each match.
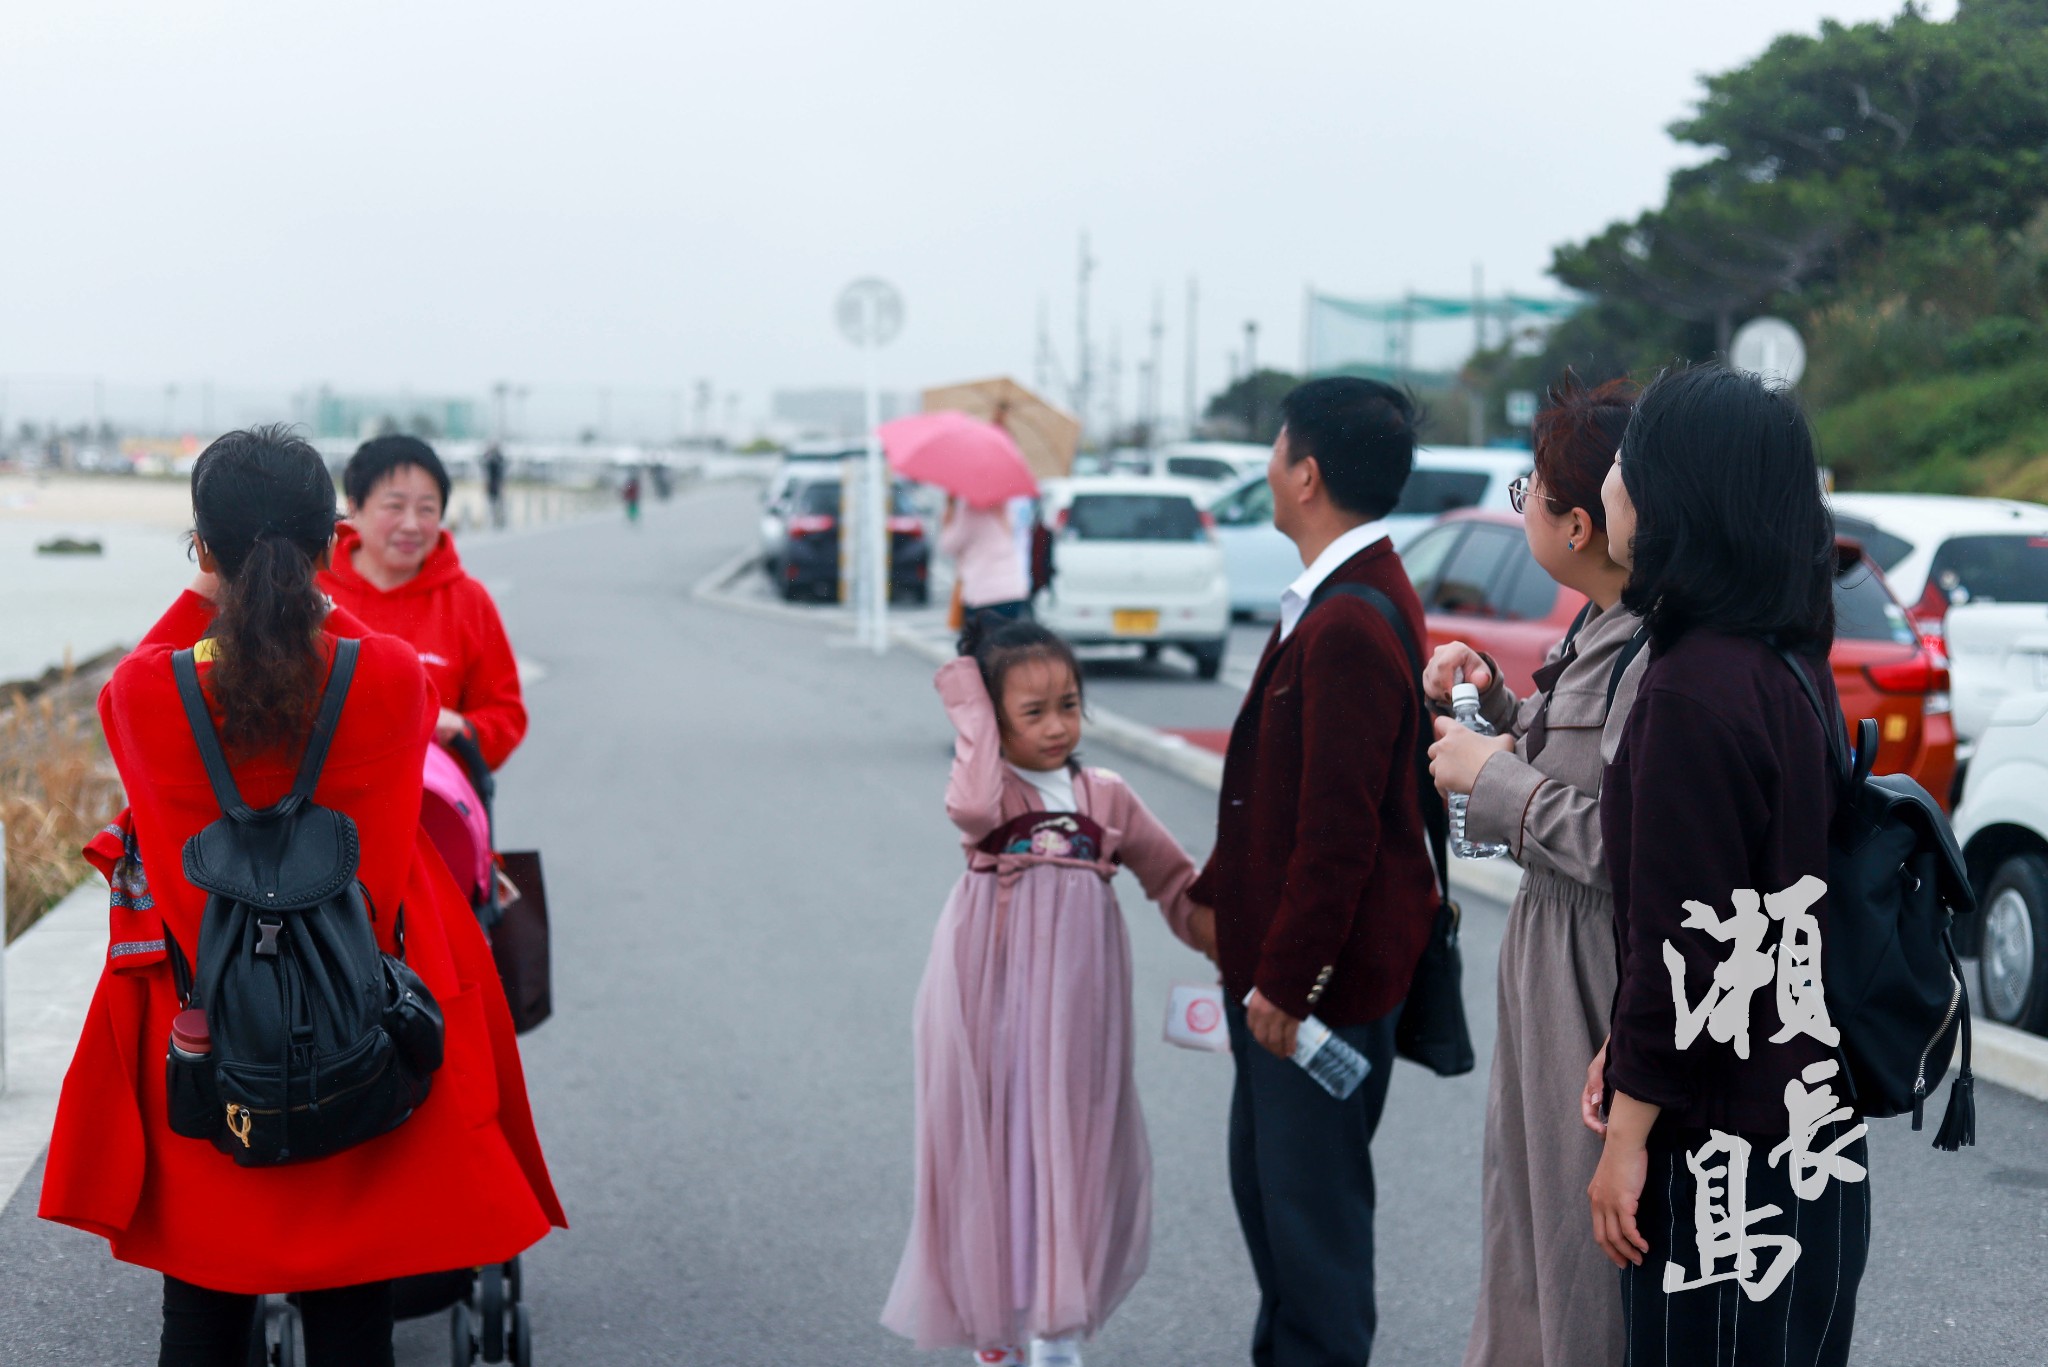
[1113,609,1161,635]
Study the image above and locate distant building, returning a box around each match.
[770,388,915,438]
[309,391,480,441]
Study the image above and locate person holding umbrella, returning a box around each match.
[881,410,1040,650]
[941,496,1032,646]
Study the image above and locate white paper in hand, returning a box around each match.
[1164,982,1230,1053]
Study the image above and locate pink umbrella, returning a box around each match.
[880,411,1038,508]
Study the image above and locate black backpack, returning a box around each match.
[164,638,445,1167]
[1775,647,1977,1149]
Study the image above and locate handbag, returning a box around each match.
[491,850,553,1034]
[445,732,554,1036]
[1308,582,1477,1077]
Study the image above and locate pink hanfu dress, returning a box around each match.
[882,658,1204,1351]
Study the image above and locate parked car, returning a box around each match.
[1205,447,1532,617]
[761,477,929,603]
[1950,689,2048,1033]
[1037,476,1231,678]
[1150,441,1271,484]
[1399,508,1957,808]
[1830,493,2048,765]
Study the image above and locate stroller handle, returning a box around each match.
[446,729,496,814]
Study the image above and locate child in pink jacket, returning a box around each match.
[882,622,1216,1367]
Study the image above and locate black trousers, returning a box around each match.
[159,1274,395,1367]
[1619,1127,1869,1367]
[1226,1001,1400,1367]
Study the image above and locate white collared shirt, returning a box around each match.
[1277,519,1392,641]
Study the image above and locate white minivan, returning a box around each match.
[1206,446,1532,617]
[1036,476,1232,678]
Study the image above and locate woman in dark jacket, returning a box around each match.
[1586,367,1863,1364]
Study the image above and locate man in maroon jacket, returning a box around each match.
[1188,378,1438,1366]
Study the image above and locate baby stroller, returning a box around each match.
[249,734,550,1367]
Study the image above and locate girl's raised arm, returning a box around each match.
[936,657,1005,840]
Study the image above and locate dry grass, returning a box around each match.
[2,660,125,943]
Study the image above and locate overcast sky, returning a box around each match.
[0,0,1953,432]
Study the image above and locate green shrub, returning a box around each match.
[1946,316,2044,372]
[1815,355,2048,492]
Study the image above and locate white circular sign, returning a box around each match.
[1731,316,1807,387]
[836,277,904,349]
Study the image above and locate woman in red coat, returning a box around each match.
[40,427,565,1366]
[318,434,527,770]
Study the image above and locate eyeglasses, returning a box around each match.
[1508,476,1569,516]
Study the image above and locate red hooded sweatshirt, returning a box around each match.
[320,525,527,770]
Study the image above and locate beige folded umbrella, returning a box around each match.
[921,377,1080,483]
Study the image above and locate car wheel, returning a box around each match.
[1981,853,2048,1032]
[1191,640,1226,681]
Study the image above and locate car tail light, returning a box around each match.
[1200,509,1218,540]
[1865,643,1950,700]
[787,514,836,538]
[1055,507,1071,531]
[1909,579,1949,641]
[887,515,923,537]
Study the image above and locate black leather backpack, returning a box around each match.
[164,638,444,1167]
[1776,647,1977,1149]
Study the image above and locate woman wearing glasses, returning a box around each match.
[1421,373,1645,1367]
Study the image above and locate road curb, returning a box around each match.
[0,881,105,1212]
[1972,1019,2048,1104]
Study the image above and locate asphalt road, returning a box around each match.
[4,482,2046,1366]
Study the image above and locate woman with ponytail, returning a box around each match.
[40,427,565,1367]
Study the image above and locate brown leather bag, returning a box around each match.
[491,851,552,1034]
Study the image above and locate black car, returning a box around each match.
[771,479,930,604]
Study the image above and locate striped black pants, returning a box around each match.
[1619,1127,1869,1367]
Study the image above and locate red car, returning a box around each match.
[1401,510,1958,809]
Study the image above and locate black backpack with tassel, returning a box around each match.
[1776,647,1977,1149]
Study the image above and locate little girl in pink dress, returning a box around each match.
[882,626,1214,1367]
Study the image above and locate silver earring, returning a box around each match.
[1567,539,1576,550]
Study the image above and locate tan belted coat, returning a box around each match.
[1442,600,1649,1367]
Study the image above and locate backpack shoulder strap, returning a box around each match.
[1605,624,1652,718]
[1560,599,1595,656]
[290,638,361,802]
[171,647,253,821]
[1771,643,1869,789]
[1308,581,1450,898]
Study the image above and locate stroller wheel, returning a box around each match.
[505,1255,523,1304]
[450,1302,477,1366]
[508,1304,534,1367]
[245,1297,269,1367]
[274,1304,301,1367]
[479,1265,507,1362]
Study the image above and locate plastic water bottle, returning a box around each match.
[1449,682,1510,860]
[1291,1016,1372,1100]
[1244,993,1371,1100]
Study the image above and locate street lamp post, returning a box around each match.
[1243,321,1260,439]
[836,278,904,655]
